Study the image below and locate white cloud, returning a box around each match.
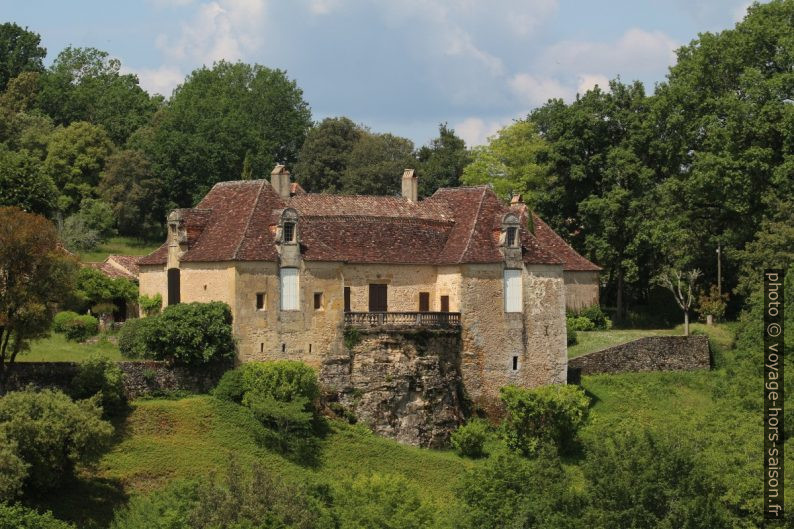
[307,0,341,15]
[733,1,753,22]
[576,73,610,94]
[454,117,511,147]
[124,65,185,97]
[508,73,571,106]
[157,0,268,65]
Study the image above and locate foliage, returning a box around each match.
[0,22,46,91]
[212,367,245,403]
[566,318,578,346]
[416,123,471,198]
[462,119,549,204]
[578,305,611,330]
[137,293,162,317]
[70,356,126,415]
[239,360,319,404]
[697,284,728,321]
[40,121,114,216]
[59,214,100,252]
[0,388,113,491]
[294,116,362,193]
[70,267,137,313]
[450,418,489,458]
[246,393,316,458]
[567,315,595,332]
[655,268,701,335]
[117,316,157,359]
[0,207,77,372]
[581,429,731,528]
[71,198,115,241]
[62,314,99,342]
[0,503,74,529]
[52,311,80,333]
[0,429,27,500]
[336,473,437,529]
[499,384,590,456]
[456,447,582,529]
[340,131,415,195]
[343,327,360,349]
[98,150,161,238]
[0,147,56,215]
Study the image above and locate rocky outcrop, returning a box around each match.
[321,327,467,448]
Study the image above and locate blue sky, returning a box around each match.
[2,0,757,146]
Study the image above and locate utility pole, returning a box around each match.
[716,242,722,296]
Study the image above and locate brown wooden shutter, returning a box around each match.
[167,268,180,305]
[440,295,450,312]
[419,292,430,312]
[344,287,351,312]
[368,284,387,312]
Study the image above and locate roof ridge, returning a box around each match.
[233,180,265,260]
[458,187,487,264]
[300,215,453,224]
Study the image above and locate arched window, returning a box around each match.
[501,213,520,248]
[506,226,518,247]
[279,208,299,245]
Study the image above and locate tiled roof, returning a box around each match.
[85,255,141,281]
[531,213,601,271]
[138,178,578,268]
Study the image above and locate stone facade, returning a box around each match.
[563,270,600,312]
[567,335,711,381]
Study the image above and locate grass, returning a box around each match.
[20,332,123,362]
[79,236,161,263]
[567,321,734,359]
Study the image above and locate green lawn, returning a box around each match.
[79,236,161,263]
[567,322,733,359]
[20,333,123,362]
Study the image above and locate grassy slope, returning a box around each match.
[20,333,123,362]
[79,236,161,263]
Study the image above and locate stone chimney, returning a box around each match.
[401,168,418,202]
[271,164,291,199]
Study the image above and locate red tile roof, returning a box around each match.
[138,178,587,269]
[531,213,601,271]
[85,255,141,280]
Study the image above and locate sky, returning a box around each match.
[2,0,759,147]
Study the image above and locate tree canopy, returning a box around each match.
[0,22,45,92]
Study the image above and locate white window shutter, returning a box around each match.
[280,268,299,310]
[504,269,522,313]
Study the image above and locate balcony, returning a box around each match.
[344,311,461,328]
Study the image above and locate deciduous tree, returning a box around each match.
[0,22,46,91]
[293,116,362,192]
[417,123,470,198]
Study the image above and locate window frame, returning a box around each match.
[256,292,266,311]
[280,268,299,311]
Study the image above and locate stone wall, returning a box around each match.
[320,327,466,448]
[567,335,710,381]
[2,361,226,399]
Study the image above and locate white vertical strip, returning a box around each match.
[504,269,522,313]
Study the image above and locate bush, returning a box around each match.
[335,473,436,529]
[240,361,319,404]
[0,504,75,529]
[212,368,245,403]
[0,388,113,491]
[451,418,489,458]
[500,384,590,457]
[579,305,611,330]
[566,318,578,346]
[568,315,595,332]
[0,430,27,500]
[150,302,236,365]
[118,316,158,359]
[138,293,162,317]
[70,356,126,416]
[52,311,80,333]
[62,314,99,342]
[246,393,316,458]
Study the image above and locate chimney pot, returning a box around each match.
[270,164,292,199]
[401,168,418,202]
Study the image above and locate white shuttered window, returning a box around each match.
[280,268,299,310]
[504,269,522,313]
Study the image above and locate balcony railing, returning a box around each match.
[344,311,461,327]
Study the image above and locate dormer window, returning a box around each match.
[506,227,518,247]
[283,222,295,243]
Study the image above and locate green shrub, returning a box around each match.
[569,315,595,332]
[246,393,316,457]
[138,293,162,317]
[566,318,578,346]
[500,384,590,456]
[212,368,245,403]
[52,311,80,333]
[0,388,113,491]
[579,305,611,330]
[335,473,436,529]
[451,418,489,458]
[240,361,319,403]
[0,430,27,500]
[62,314,99,342]
[0,504,75,529]
[70,356,126,416]
[118,317,158,359]
[150,302,236,365]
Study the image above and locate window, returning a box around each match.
[256,293,265,310]
[504,269,522,312]
[314,292,323,310]
[440,295,450,313]
[280,268,299,310]
[167,268,180,305]
[344,287,351,312]
[506,227,518,247]
[512,356,519,371]
[368,284,387,312]
[419,292,430,312]
[283,222,295,243]
[260,343,264,353]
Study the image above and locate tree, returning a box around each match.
[98,149,161,237]
[37,46,159,144]
[0,504,75,529]
[0,207,77,384]
[656,269,701,335]
[341,131,416,195]
[70,267,137,313]
[132,61,311,216]
[293,116,362,192]
[461,119,548,204]
[0,23,46,91]
[0,147,57,214]
[417,123,471,198]
[41,121,114,215]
